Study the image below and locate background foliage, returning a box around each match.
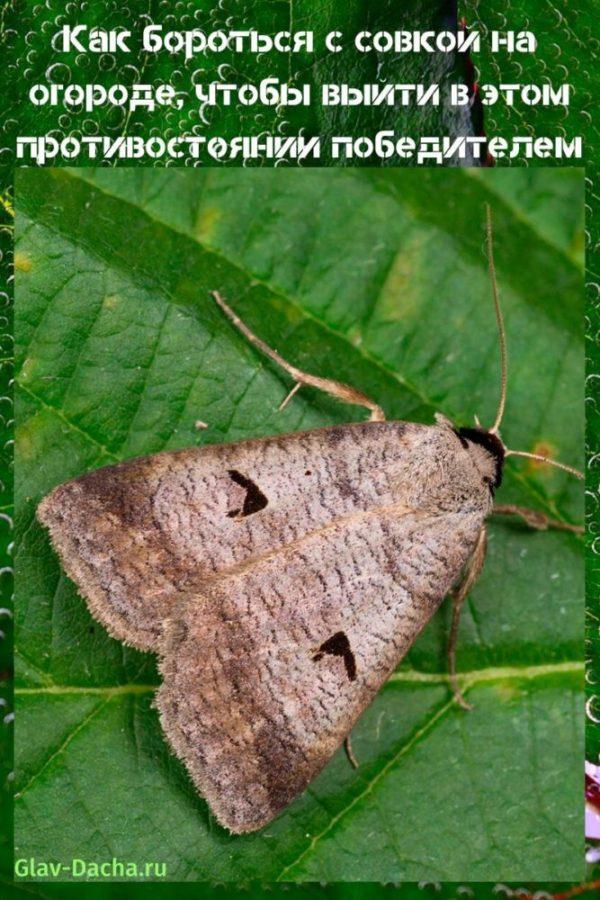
[461,0,600,765]
[14,167,584,881]
[2,0,478,169]
[0,0,594,893]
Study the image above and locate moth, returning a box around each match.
[37,208,582,834]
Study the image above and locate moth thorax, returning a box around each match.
[457,427,505,491]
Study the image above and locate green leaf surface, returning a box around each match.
[14,168,584,881]
[459,0,600,768]
[5,879,600,900]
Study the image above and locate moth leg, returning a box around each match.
[447,527,488,712]
[492,504,583,535]
[212,291,386,422]
[279,381,302,412]
[344,735,359,769]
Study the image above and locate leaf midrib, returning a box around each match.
[18,169,436,416]
[15,660,582,695]
[14,660,583,877]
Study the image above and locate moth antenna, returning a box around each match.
[504,449,583,480]
[486,204,508,436]
[485,209,582,483]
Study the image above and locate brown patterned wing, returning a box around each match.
[37,421,426,650]
[156,502,484,833]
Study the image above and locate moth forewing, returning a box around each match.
[36,420,493,652]
[155,445,490,833]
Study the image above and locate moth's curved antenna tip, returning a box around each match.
[211,290,246,330]
[211,289,227,310]
[485,206,509,436]
[505,448,584,480]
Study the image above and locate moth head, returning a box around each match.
[436,207,582,489]
[474,205,583,486]
[455,426,505,493]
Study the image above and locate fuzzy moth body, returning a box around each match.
[38,418,499,832]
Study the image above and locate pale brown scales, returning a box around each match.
[156,501,484,832]
[37,417,497,832]
[38,420,493,651]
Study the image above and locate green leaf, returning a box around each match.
[15,168,584,881]
[6,878,600,900]
[461,0,599,772]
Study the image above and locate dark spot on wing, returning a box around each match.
[227,469,268,518]
[313,631,357,682]
[337,477,359,502]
